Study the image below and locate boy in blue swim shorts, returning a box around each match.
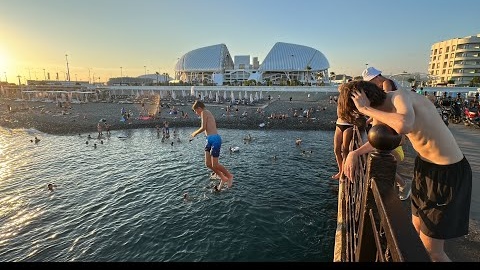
[191,101,233,190]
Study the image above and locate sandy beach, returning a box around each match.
[0,91,338,135]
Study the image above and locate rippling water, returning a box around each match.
[0,126,339,262]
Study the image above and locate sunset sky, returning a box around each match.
[1,0,479,84]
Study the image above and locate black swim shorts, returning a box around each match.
[411,155,472,239]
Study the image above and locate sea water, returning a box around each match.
[0,126,339,262]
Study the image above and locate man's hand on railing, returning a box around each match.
[343,151,359,182]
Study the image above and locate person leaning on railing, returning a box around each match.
[337,80,472,262]
[361,67,412,200]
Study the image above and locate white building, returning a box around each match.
[174,42,330,86]
[428,33,480,86]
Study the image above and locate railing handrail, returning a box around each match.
[335,125,431,262]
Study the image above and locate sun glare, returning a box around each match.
[0,46,10,70]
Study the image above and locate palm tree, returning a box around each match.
[155,72,160,85]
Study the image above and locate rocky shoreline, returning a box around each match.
[0,91,338,135]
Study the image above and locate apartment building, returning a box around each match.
[428,34,480,86]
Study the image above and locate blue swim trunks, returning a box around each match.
[205,134,222,157]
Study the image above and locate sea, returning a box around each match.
[0,126,339,262]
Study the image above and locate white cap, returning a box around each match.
[362,67,382,81]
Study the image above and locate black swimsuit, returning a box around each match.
[336,123,353,132]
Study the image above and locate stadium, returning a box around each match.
[173,42,330,86]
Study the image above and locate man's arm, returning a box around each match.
[352,90,415,134]
[343,141,375,181]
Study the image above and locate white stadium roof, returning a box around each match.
[174,44,234,72]
[258,42,329,72]
[175,42,330,73]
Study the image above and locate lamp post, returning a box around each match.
[4,72,7,82]
[43,69,46,80]
[17,75,21,86]
[120,66,123,85]
[88,68,91,84]
[65,54,70,81]
[365,63,368,70]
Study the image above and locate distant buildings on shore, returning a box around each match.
[429,33,480,86]
[106,42,331,87]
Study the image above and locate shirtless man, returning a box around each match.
[338,80,472,262]
[362,66,410,200]
[190,100,233,191]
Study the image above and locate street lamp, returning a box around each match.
[65,54,71,81]
[365,63,368,70]
[43,69,46,80]
[120,66,123,85]
[4,72,7,82]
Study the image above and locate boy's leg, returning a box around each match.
[211,156,233,188]
[205,151,226,185]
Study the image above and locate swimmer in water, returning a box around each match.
[47,183,57,191]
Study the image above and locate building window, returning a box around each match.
[452,45,456,50]
[451,53,454,58]
[446,46,450,53]
[443,62,447,68]
[439,48,443,54]
[449,61,453,67]
[434,49,438,54]
[445,54,448,59]
[436,63,440,68]
[442,69,446,75]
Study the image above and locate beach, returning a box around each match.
[0,91,337,135]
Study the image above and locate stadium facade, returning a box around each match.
[174,42,330,86]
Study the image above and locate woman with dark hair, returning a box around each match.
[332,85,354,180]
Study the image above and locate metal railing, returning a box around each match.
[334,125,431,262]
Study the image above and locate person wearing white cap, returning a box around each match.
[362,66,410,201]
[362,66,400,92]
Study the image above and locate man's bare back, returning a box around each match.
[368,90,463,165]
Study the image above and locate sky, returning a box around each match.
[1,0,479,84]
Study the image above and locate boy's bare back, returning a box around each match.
[200,109,218,136]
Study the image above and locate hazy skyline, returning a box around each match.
[1,0,479,84]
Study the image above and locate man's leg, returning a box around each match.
[412,214,450,262]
